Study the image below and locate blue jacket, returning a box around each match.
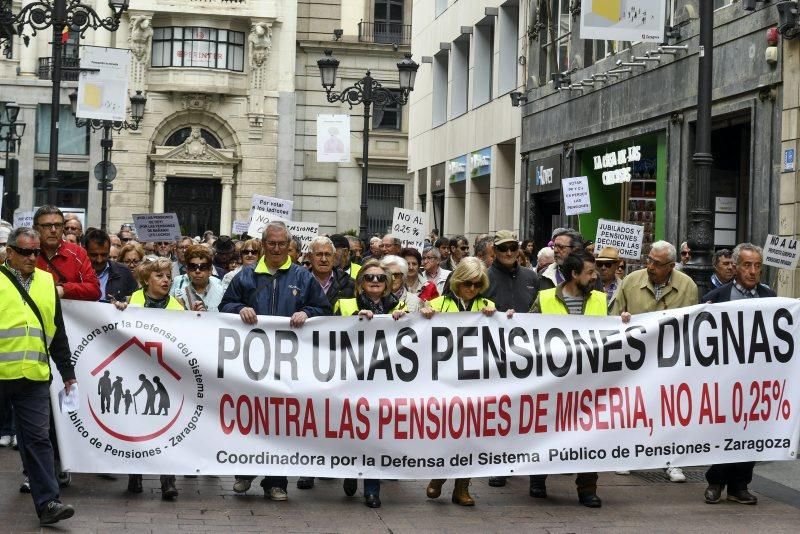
[220,256,331,318]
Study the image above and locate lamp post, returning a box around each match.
[69,89,145,231]
[317,49,418,242]
[1,0,129,206]
[684,0,714,297]
[1,102,26,221]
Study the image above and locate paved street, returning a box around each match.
[2,448,800,533]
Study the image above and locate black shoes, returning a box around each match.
[578,492,602,508]
[39,501,74,525]
[529,485,547,499]
[704,484,723,504]
[127,475,143,494]
[364,494,381,508]
[488,476,507,487]
[343,478,358,497]
[161,476,178,500]
[19,477,31,493]
[727,489,758,505]
[297,477,315,490]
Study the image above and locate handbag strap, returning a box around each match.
[0,265,51,357]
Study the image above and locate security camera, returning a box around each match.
[509,91,527,107]
[777,1,800,39]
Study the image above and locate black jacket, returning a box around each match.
[485,260,539,312]
[322,267,355,307]
[102,261,138,303]
[702,281,776,303]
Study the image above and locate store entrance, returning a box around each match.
[709,119,750,249]
[164,178,221,237]
[530,190,561,247]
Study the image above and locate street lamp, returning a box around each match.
[317,49,419,242]
[69,89,146,231]
[0,0,129,206]
[1,102,26,221]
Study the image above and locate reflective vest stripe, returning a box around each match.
[539,288,607,316]
[0,327,33,339]
[0,351,48,363]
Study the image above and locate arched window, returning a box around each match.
[164,127,222,148]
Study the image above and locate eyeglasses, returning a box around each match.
[9,245,41,257]
[123,258,141,266]
[313,252,334,259]
[423,256,438,262]
[389,272,404,279]
[460,280,482,289]
[36,222,63,230]
[553,244,572,251]
[458,246,469,251]
[263,240,289,249]
[496,243,519,253]
[187,263,211,272]
[680,251,691,256]
[242,249,259,256]
[645,256,673,268]
[363,273,387,283]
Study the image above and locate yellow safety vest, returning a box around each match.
[349,262,361,280]
[0,267,57,381]
[427,295,494,313]
[334,297,407,316]
[538,288,607,316]
[129,289,185,311]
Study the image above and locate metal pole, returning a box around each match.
[47,0,66,205]
[359,73,372,244]
[684,0,714,298]
[100,121,112,231]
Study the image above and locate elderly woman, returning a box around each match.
[119,243,146,276]
[335,259,406,508]
[222,238,261,290]
[113,256,183,499]
[379,255,423,312]
[170,245,225,312]
[401,247,439,300]
[420,257,502,507]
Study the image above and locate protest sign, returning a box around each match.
[77,46,132,122]
[392,207,427,251]
[13,210,34,229]
[562,176,591,215]
[595,219,645,259]
[763,234,800,270]
[55,299,800,477]
[317,115,351,163]
[231,220,250,236]
[248,208,286,238]
[287,222,319,253]
[250,195,293,221]
[132,213,181,242]
[580,0,665,43]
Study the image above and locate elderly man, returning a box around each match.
[346,235,363,264]
[675,241,691,270]
[117,228,135,244]
[443,235,469,271]
[362,236,382,262]
[539,228,584,290]
[613,240,698,483]
[172,236,195,278]
[710,249,734,288]
[595,246,623,312]
[221,222,331,501]
[63,215,83,243]
[702,243,774,505]
[155,241,174,259]
[212,236,237,276]
[288,237,303,264]
[474,235,494,269]
[536,247,554,274]
[422,247,451,295]
[380,234,402,257]
[1,227,77,525]
[83,229,137,303]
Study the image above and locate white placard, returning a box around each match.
[77,46,132,122]
[715,197,737,213]
[763,234,800,270]
[249,195,293,221]
[231,220,250,236]
[132,213,182,242]
[580,0,666,43]
[595,219,644,260]
[287,222,319,254]
[392,207,427,251]
[316,114,351,163]
[562,176,592,216]
[13,210,34,229]
[248,209,286,238]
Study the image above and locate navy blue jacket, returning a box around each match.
[220,256,331,318]
[702,281,776,303]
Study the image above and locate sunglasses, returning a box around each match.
[120,237,132,242]
[496,243,519,253]
[363,273,387,283]
[596,262,616,268]
[460,280,482,289]
[241,249,258,256]
[390,272,404,279]
[9,245,41,257]
[187,263,211,272]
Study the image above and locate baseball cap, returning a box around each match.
[494,230,517,246]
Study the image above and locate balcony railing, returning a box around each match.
[38,56,80,81]
[358,21,411,46]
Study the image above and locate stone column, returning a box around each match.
[220,176,234,236]
[152,174,166,212]
[18,1,39,77]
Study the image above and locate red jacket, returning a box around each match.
[37,241,101,301]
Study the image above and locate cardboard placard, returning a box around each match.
[132,213,182,242]
[392,207,427,252]
[763,234,800,270]
[287,222,319,254]
[562,176,592,216]
[13,210,34,229]
[231,220,250,236]
[595,219,645,260]
[249,195,293,221]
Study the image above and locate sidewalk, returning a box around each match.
[1,448,799,533]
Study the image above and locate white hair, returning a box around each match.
[380,255,408,276]
[262,221,291,241]
[651,240,677,262]
[732,242,763,264]
[309,236,334,251]
[537,247,554,261]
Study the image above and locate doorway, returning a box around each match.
[164,178,221,236]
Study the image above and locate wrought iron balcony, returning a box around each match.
[38,56,80,81]
[358,21,411,46]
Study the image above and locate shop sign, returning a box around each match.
[593,145,641,185]
[447,155,467,183]
[469,148,492,179]
[529,154,562,193]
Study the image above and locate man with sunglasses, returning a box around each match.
[443,235,469,272]
[1,227,77,525]
[595,246,623,312]
[613,240,697,483]
[33,206,100,302]
[675,241,691,271]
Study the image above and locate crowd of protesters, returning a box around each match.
[0,206,777,525]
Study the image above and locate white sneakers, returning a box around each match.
[615,470,631,475]
[268,487,288,501]
[665,466,686,483]
[0,435,11,447]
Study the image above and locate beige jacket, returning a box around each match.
[611,268,698,315]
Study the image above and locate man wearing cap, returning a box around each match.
[595,246,623,312]
[212,236,237,277]
[485,231,539,320]
[331,234,361,280]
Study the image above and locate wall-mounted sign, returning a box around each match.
[468,148,491,179]
[580,0,666,43]
[785,148,796,172]
[447,155,467,183]
[529,154,562,193]
[593,145,641,185]
[77,46,132,122]
[316,114,351,163]
[431,163,446,192]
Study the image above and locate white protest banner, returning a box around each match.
[763,234,800,270]
[77,46,132,122]
[248,208,286,238]
[580,0,665,43]
[316,114,351,163]
[132,213,182,242]
[392,207,427,251]
[562,176,591,215]
[231,220,250,236]
[287,221,319,254]
[13,210,34,229]
[249,195,293,221]
[595,219,644,259]
[55,299,800,477]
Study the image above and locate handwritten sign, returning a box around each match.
[595,219,644,260]
[392,207,426,251]
[287,222,319,254]
[562,176,591,216]
[132,213,181,242]
[250,195,293,221]
[231,220,250,236]
[77,46,132,122]
[763,234,800,270]
[13,210,34,229]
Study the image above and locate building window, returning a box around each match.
[498,2,519,95]
[435,0,448,17]
[542,0,571,79]
[432,51,449,127]
[451,36,470,118]
[34,171,89,210]
[473,20,494,107]
[35,105,89,155]
[164,127,222,148]
[713,0,733,9]
[373,91,402,130]
[374,0,404,44]
[367,183,404,235]
[152,27,245,72]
